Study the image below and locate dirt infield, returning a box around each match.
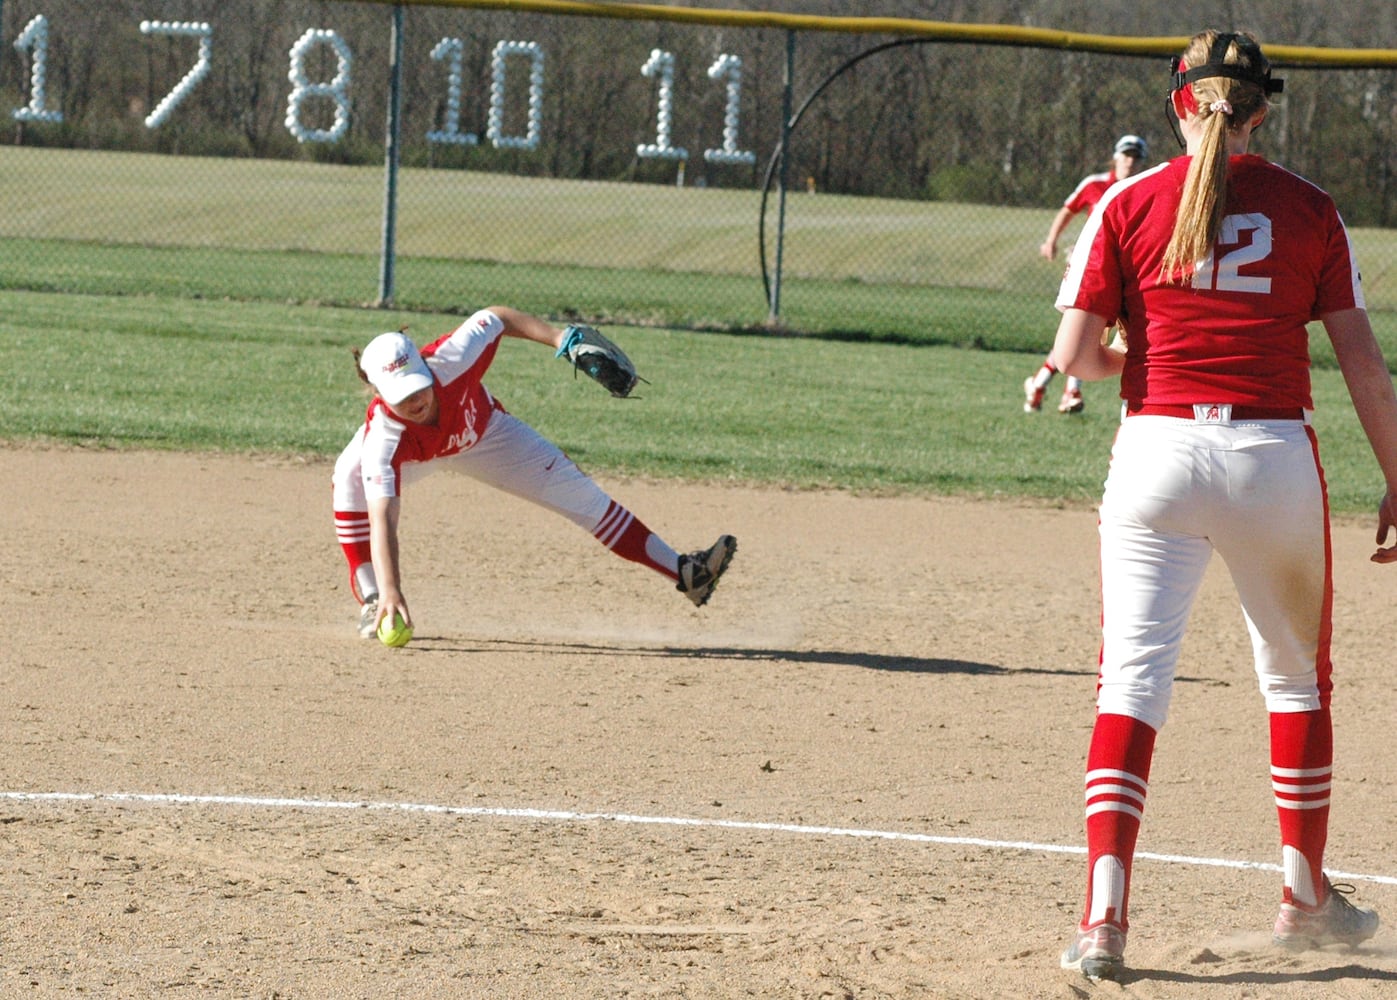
[8,444,1397,998]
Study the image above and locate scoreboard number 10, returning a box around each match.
[11,14,756,164]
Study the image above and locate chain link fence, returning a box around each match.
[4,0,1397,349]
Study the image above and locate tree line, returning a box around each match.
[5,0,1397,224]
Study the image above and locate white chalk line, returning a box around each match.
[4,789,1395,888]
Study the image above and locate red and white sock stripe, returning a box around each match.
[1084,767,1148,823]
[1272,764,1332,811]
[335,510,371,545]
[593,501,634,550]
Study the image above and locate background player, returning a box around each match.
[1024,134,1148,414]
[1051,31,1397,980]
[332,307,736,639]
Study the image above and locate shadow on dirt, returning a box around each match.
[409,636,1226,685]
[1121,962,1397,987]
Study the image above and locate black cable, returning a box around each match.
[760,38,924,307]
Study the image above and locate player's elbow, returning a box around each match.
[1056,345,1114,381]
[1052,310,1112,379]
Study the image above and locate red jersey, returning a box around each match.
[1057,155,1363,409]
[359,309,507,498]
[1062,171,1114,216]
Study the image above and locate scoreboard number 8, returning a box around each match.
[285,28,353,143]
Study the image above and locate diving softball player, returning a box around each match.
[332,306,736,640]
[1050,31,1397,980]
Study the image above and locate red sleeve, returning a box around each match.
[1313,209,1365,317]
[1055,192,1123,325]
[1063,174,1110,215]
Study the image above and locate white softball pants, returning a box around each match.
[1097,414,1331,731]
[333,411,612,530]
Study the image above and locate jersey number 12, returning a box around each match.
[1194,213,1272,294]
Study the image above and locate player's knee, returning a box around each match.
[1097,685,1170,733]
[1257,674,1322,713]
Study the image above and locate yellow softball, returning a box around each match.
[377,612,413,648]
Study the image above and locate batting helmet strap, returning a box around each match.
[1163,33,1283,153]
[1168,32,1284,97]
[1170,60,1284,95]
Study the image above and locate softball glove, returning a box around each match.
[556,324,641,398]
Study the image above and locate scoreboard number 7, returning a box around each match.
[139,21,214,129]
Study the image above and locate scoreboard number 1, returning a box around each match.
[637,48,686,160]
[426,37,476,146]
[12,15,62,123]
[704,53,755,166]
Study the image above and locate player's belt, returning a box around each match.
[1126,402,1306,421]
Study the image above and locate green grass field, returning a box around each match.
[1,237,1060,349]
[5,146,1396,515]
[3,287,1393,515]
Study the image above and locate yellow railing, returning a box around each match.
[349,0,1397,66]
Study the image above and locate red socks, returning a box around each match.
[335,511,373,600]
[1078,708,1336,924]
[593,502,680,581]
[1080,713,1157,931]
[1270,708,1332,908]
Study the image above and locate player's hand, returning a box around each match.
[1372,490,1397,563]
[1039,242,1057,261]
[376,589,413,630]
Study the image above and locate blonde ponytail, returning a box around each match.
[1159,32,1273,285]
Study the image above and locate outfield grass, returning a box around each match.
[0,147,1054,286]
[8,235,1397,364]
[3,288,1392,515]
[9,145,1397,347]
[0,237,1063,349]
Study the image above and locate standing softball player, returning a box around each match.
[332,306,736,640]
[1024,133,1148,415]
[1051,31,1397,980]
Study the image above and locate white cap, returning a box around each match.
[1114,134,1148,159]
[359,331,433,405]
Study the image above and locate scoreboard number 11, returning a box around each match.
[11,14,755,164]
